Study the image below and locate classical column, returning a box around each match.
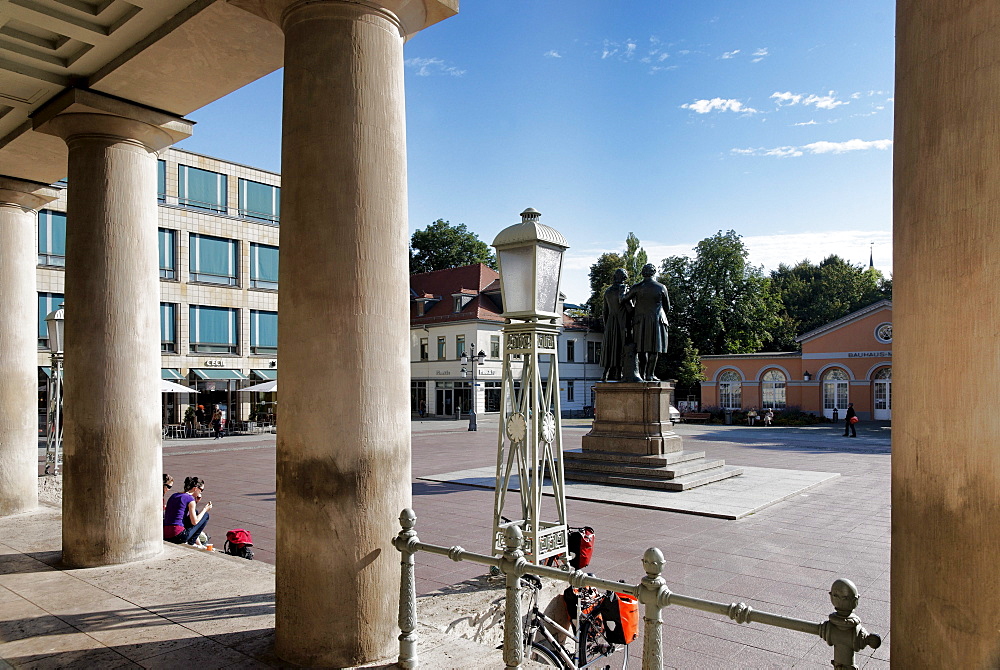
[894,2,1000,665]
[0,178,58,516]
[34,90,192,567]
[238,0,454,665]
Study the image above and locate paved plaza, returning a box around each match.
[2,420,890,668]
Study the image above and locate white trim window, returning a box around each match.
[159,228,176,279]
[719,370,742,409]
[239,178,280,223]
[761,369,787,409]
[250,242,278,290]
[250,309,278,355]
[178,164,227,213]
[189,305,239,354]
[190,233,238,286]
[37,209,66,267]
[160,303,177,352]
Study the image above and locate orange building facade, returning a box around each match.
[701,300,892,421]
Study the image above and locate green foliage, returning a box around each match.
[768,255,892,350]
[586,251,625,316]
[409,219,497,273]
[623,232,648,287]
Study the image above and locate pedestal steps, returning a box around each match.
[563,449,743,492]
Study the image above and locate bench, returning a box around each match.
[681,412,711,423]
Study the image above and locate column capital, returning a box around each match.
[0,177,60,212]
[233,0,457,37]
[32,88,193,152]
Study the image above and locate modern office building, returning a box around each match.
[36,147,281,424]
[701,300,892,420]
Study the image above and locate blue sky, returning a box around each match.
[178,1,896,304]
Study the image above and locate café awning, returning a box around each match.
[190,369,248,380]
[251,369,277,380]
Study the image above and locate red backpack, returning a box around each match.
[224,529,254,560]
[568,526,595,569]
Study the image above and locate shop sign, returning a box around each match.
[848,351,892,358]
[204,360,226,367]
[435,370,451,376]
[479,369,497,376]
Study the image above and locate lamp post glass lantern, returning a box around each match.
[44,304,65,475]
[461,349,486,431]
[490,208,570,565]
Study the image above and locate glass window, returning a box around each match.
[178,165,227,213]
[456,335,465,359]
[761,369,787,409]
[437,336,446,360]
[37,209,66,267]
[587,341,602,364]
[239,178,280,223]
[485,380,501,412]
[189,305,238,354]
[157,160,166,202]
[719,370,742,410]
[411,381,427,413]
[38,292,63,349]
[190,234,238,286]
[159,228,176,279]
[250,243,278,290]
[824,368,849,381]
[566,339,575,362]
[873,367,892,380]
[490,335,500,358]
[160,303,177,352]
[251,310,278,355]
[567,380,575,402]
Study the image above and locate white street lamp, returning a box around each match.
[490,208,570,566]
[43,303,65,475]
[461,349,486,431]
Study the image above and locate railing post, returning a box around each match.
[818,578,881,670]
[394,508,419,668]
[501,524,527,670]
[639,547,669,669]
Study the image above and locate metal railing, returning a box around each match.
[393,508,882,670]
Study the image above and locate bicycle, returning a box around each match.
[520,574,631,669]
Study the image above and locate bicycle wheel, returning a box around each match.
[528,641,565,668]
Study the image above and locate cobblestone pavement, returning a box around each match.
[149,419,889,668]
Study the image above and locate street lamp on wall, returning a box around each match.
[803,371,812,382]
[43,304,65,475]
[461,349,486,431]
[490,208,570,566]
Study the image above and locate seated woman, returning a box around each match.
[163,476,213,548]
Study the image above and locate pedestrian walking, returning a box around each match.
[843,402,857,437]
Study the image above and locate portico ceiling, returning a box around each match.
[0,0,283,184]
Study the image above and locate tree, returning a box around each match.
[586,251,625,316]
[622,233,648,288]
[409,219,496,273]
[769,255,892,350]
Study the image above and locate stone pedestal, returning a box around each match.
[582,382,682,455]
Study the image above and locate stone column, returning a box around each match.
[0,178,58,516]
[893,2,1000,665]
[238,0,454,665]
[34,90,191,567]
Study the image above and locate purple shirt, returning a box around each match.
[163,492,194,529]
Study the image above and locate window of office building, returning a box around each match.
[566,339,575,362]
[37,209,66,267]
[437,336,446,360]
[761,369,787,409]
[419,337,428,361]
[239,178,280,223]
[719,370,742,410]
[190,233,238,286]
[567,379,575,402]
[189,305,238,354]
[491,335,500,358]
[157,159,166,202]
[587,341,602,364]
[38,292,63,349]
[456,335,465,359]
[250,242,278,290]
[161,303,177,352]
[159,228,176,279]
[178,165,227,213]
[251,310,278,355]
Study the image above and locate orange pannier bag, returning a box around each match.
[599,591,639,645]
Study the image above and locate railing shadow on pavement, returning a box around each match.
[392,508,882,669]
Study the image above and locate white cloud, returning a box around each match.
[682,98,758,114]
[732,138,892,157]
[771,90,848,110]
[771,91,802,106]
[544,50,562,58]
[802,138,892,154]
[625,41,637,57]
[793,120,818,126]
[404,57,465,77]
[720,49,741,59]
[751,48,768,63]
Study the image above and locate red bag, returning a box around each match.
[599,591,639,645]
[568,526,595,569]
[226,528,253,547]
[849,416,859,424]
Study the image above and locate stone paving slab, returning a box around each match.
[418,464,839,519]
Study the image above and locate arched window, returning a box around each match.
[761,369,787,409]
[822,367,850,417]
[823,368,849,381]
[873,367,892,380]
[719,370,742,409]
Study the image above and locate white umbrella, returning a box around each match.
[241,380,276,393]
[162,380,197,394]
